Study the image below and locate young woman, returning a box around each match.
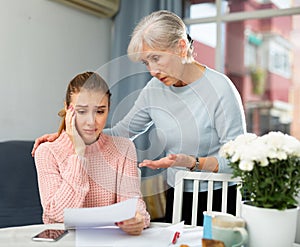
[34,72,150,235]
[33,11,246,225]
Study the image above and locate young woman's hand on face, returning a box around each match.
[65,105,86,156]
[115,211,145,235]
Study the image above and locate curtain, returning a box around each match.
[107,0,183,162]
[101,0,183,220]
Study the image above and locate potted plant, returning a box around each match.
[219,131,300,247]
[250,66,266,96]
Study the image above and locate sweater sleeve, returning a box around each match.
[214,77,246,173]
[115,139,150,228]
[34,144,90,223]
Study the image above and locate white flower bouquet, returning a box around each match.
[220,131,300,210]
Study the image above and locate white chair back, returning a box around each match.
[172,170,242,226]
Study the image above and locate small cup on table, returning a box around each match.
[211,214,248,247]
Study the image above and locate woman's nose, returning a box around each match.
[86,113,96,124]
[148,65,160,77]
[150,70,158,77]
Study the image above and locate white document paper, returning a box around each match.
[76,221,190,247]
[64,198,138,229]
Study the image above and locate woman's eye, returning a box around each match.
[76,110,86,115]
[151,55,160,62]
[97,110,105,114]
[142,60,149,66]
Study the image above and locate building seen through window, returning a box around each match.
[185,0,300,139]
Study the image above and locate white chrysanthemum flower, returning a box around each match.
[219,140,235,157]
[265,147,279,159]
[260,131,300,160]
[234,133,257,145]
[261,131,284,149]
[220,131,300,170]
[231,152,240,163]
[232,144,249,161]
[258,157,269,167]
[277,151,288,160]
[282,134,300,156]
[240,138,267,160]
[239,159,254,171]
[220,133,258,160]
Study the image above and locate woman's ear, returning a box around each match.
[178,38,188,57]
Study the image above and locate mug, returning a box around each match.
[203,211,235,239]
[212,215,248,247]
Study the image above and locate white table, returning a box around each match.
[0,222,202,247]
[1,223,299,247]
[0,223,72,247]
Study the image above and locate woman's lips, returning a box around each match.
[83,129,97,135]
[159,77,167,82]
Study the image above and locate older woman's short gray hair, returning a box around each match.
[127,10,194,63]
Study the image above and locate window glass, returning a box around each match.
[190,2,228,18]
[186,0,300,138]
[190,23,216,48]
[229,0,299,13]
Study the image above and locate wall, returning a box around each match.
[0,0,112,141]
[193,40,215,69]
[291,14,300,140]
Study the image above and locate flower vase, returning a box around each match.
[241,202,299,247]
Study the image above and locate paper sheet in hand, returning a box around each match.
[64,198,138,229]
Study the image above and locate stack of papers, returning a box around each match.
[64,198,203,246]
[76,222,188,247]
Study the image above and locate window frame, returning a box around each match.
[183,0,300,72]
